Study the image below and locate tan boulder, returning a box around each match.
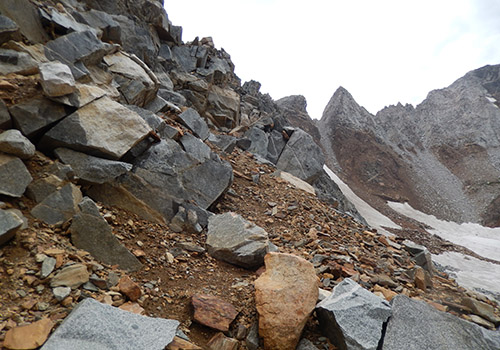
[4,318,54,349]
[254,252,319,350]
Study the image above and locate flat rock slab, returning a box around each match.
[4,318,54,350]
[0,129,36,159]
[39,61,76,97]
[0,209,23,246]
[50,263,89,289]
[206,212,270,268]
[50,83,107,108]
[192,294,238,332]
[31,183,82,225]
[0,153,33,197]
[383,295,500,350]
[255,253,319,350]
[316,278,392,350]
[41,298,179,350]
[42,96,151,160]
[55,148,132,184]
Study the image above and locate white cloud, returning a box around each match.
[165,1,500,119]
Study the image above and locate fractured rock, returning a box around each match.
[316,278,392,350]
[4,318,54,350]
[0,209,23,246]
[192,294,238,332]
[53,286,71,301]
[50,263,89,289]
[0,129,36,159]
[0,15,20,44]
[206,333,238,350]
[255,253,319,350]
[462,297,500,326]
[206,212,270,268]
[176,108,209,140]
[26,175,65,203]
[0,153,33,197]
[267,130,286,164]
[206,85,240,128]
[180,133,211,162]
[41,96,152,160]
[50,83,107,108]
[245,127,268,158]
[118,275,142,301]
[39,61,76,97]
[31,183,82,225]
[41,298,179,350]
[0,48,38,75]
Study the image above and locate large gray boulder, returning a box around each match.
[0,209,23,246]
[125,105,179,140]
[316,278,392,350]
[206,85,240,129]
[70,197,141,271]
[0,49,38,75]
[39,7,98,35]
[266,130,286,164]
[72,9,121,44]
[383,295,500,350]
[0,0,48,44]
[41,298,179,350]
[39,61,76,97]
[0,129,35,159]
[206,212,270,268]
[276,129,325,183]
[245,127,268,158]
[0,154,32,197]
[55,148,132,184]
[176,108,209,140]
[31,183,82,225]
[179,134,211,162]
[8,97,68,138]
[41,97,152,160]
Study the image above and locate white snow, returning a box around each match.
[486,96,497,104]
[324,166,401,235]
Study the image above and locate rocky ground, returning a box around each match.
[1,130,500,349]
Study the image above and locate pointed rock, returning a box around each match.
[255,253,319,350]
[192,294,238,332]
[31,183,82,225]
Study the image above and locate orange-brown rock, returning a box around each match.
[206,332,238,350]
[4,318,54,349]
[254,252,319,350]
[191,294,238,332]
[119,301,145,315]
[166,336,202,350]
[373,284,397,301]
[117,275,142,301]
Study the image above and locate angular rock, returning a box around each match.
[31,183,82,225]
[50,263,89,289]
[0,208,23,246]
[462,297,500,326]
[383,295,500,350]
[169,204,207,234]
[206,85,240,128]
[41,97,152,160]
[41,298,179,350]
[158,88,187,106]
[245,127,269,158]
[26,175,65,203]
[192,294,238,332]
[71,197,141,271]
[41,257,57,279]
[278,171,316,195]
[276,128,325,183]
[0,48,38,75]
[39,7,97,35]
[72,9,121,43]
[0,0,48,44]
[119,302,145,315]
[180,133,211,162]
[0,15,20,44]
[255,253,319,350]
[39,61,76,97]
[0,129,36,159]
[55,148,132,184]
[50,83,107,108]
[4,318,54,350]
[245,323,260,350]
[206,333,238,350]
[176,108,209,140]
[403,240,433,273]
[0,99,11,129]
[208,133,237,154]
[118,275,142,301]
[316,278,392,350]
[8,97,68,137]
[125,105,179,140]
[267,130,286,164]
[53,286,71,301]
[206,212,270,268]
[0,153,32,197]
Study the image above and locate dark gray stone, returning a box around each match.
[8,97,68,138]
[383,295,500,350]
[245,127,269,158]
[55,148,132,184]
[316,278,392,350]
[0,209,23,246]
[180,134,211,162]
[403,240,433,273]
[171,46,199,72]
[266,130,286,164]
[0,49,38,75]
[0,99,11,129]
[158,89,187,106]
[144,96,170,114]
[0,14,20,44]
[176,108,209,140]
[276,128,325,183]
[41,298,179,350]
[0,154,32,197]
[49,83,107,108]
[125,105,179,140]
[26,175,65,203]
[297,339,320,350]
[207,212,270,268]
[31,183,82,225]
[70,198,141,271]
[208,133,237,154]
[72,9,121,43]
[0,129,35,159]
[0,0,49,44]
[39,7,97,35]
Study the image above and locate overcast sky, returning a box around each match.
[166,0,500,119]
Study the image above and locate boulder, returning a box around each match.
[55,148,132,184]
[0,153,32,197]
[276,129,325,183]
[0,14,20,44]
[402,240,433,273]
[0,0,49,44]
[316,278,392,350]
[206,85,240,128]
[267,130,286,164]
[50,83,107,108]
[39,7,98,35]
[70,197,142,271]
[39,61,76,97]
[72,9,121,43]
[382,295,500,350]
[8,97,69,138]
[0,48,38,75]
[180,134,211,162]
[0,209,23,246]
[192,294,238,332]
[0,129,36,159]
[125,105,179,140]
[462,297,500,326]
[158,88,187,106]
[206,212,270,268]
[245,127,269,158]
[171,46,200,72]
[4,318,54,350]
[50,263,89,289]
[0,99,11,129]
[26,175,66,203]
[31,183,82,225]
[255,253,319,350]
[207,133,237,154]
[176,108,209,140]
[41,298,179,350]
[41,97,152,160]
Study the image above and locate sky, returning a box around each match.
[165,0,500,119]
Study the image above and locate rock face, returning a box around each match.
[382,295,500,350]
[206,212,270,268]
[41,298,179,350]
[319,65,500,227]
[316,278,392,350]
[254,253,319,350]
